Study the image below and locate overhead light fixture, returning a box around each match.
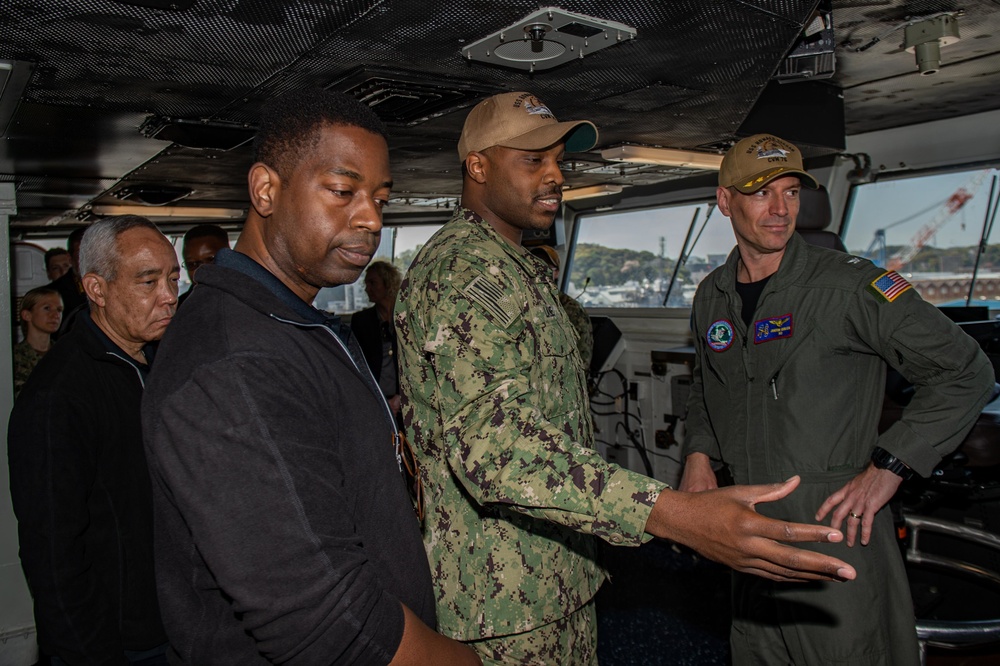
[600,145,724,170]
[562,184,623,201]
[90,204,245,220]
[903,14,960,75]
[0,59,34,137]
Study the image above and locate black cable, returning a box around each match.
[591,409,622,416]
[616,440,682,464]
[592,368,654,476]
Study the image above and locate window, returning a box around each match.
[842,168,1000,306]
[567,202,734,308]
[314,224,443,313]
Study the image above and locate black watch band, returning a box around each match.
[871,446,915,481]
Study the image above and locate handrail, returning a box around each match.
[906,513,1000,661]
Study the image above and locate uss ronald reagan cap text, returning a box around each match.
[719,134,819,193]
[457,91,598,161]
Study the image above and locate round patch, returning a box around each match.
[706,319,734,352]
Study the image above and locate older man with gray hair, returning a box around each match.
[9,215,178,665]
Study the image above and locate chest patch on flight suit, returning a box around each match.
[754,314,793,344]
[706,319,734,352]
[867,270,912,303]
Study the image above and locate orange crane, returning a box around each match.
[868,170,989,271]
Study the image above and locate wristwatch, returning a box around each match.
[871,446,915,481]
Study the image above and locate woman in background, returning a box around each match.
[351,261,403,416]
[14,286,63,397]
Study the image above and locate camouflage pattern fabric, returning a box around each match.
[558,292,593,371]
[467,598,597,665]
[13,340,45,398]
[395,207,665,643]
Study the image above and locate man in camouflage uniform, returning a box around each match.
[396,92,860,664]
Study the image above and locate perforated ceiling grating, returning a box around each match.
[0,0,998,227]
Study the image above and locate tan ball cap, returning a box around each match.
[457,91,598,161]
[719,134,819,193]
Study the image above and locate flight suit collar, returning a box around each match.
[712,232,810,296]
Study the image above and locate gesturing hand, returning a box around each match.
[815,465,902,547]
[646,476,857,582]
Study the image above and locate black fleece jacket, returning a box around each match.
[141,250,435,664]
[8,313,166,664]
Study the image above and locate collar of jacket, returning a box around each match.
[455,205,557,279]
[75,309,154,366]
[53,310,154,387]
[197,248,345,332]
[713,231,810,294]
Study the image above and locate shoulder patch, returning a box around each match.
[462,274,520,328]
[866,270,912,303]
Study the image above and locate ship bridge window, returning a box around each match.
[566,201,733,309]
[842,167,1000,312]
[314,224,442,314]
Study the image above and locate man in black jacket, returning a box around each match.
[141,89,479,665]
[9,215,178,664]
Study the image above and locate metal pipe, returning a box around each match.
[906,514,1000,650]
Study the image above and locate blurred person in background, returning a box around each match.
[13,286,63,398]
[44,248,73,282]
[351,260,403,416]
[178,224,231,307]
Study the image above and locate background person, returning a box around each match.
[680,133,995,665]
[44,248,73,281]
[13,286,63,398]
[48,226,88,338]
[351,260,403,415]
[9,215,177,665]
[178,223,230,306]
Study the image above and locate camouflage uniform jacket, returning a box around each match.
[14,340,45,398]
[558,292,593,371]
[396,206,665,640]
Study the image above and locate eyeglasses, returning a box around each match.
[182,256,216,271]
[395,431,424,522]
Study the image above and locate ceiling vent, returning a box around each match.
[462,7,637,73]
[140,116,255,151]
[113,185,194,206]
[330,67,500,126]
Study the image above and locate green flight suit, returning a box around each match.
[396,207,665,652]
[684,232,995,665]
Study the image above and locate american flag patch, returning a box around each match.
[462,275,519,328]
[867,270,912,303]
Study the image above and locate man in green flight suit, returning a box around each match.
[680,133,995,665]
[395,93,861,665]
